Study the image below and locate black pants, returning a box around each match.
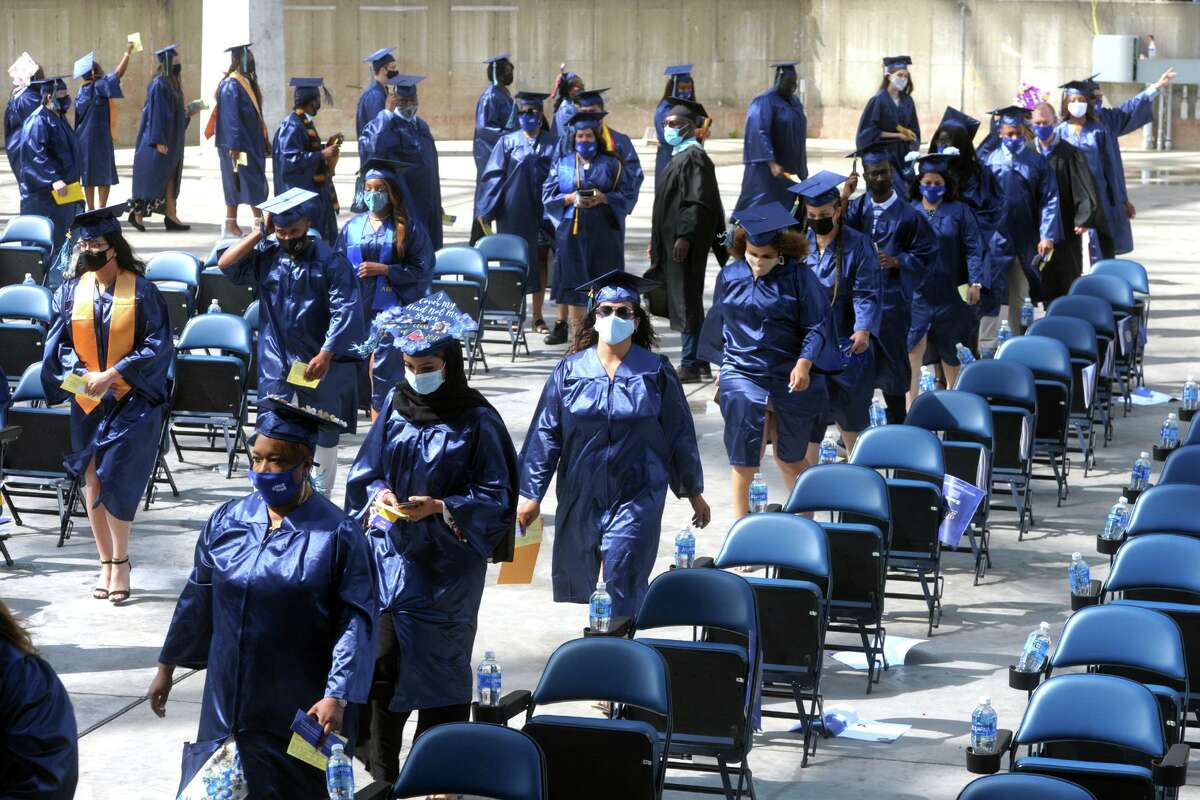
[883,392,907,425]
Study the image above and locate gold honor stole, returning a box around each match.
[70,271,135,413]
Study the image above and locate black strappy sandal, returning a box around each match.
[93,559,112,600]
[532,318,549,334]
[108,557,132,604]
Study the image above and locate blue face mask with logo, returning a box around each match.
[1032,123,1056,142]
[518,112,540,134]
[249,463,305,505]
[363,190,389,213]
[575,139,597,159]
[1002,136,1025,155]
[919,183,946,204]
[663,126,685,147]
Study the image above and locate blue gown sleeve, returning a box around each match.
[604,149,640,219]
[18,115,64,192]
[142,79,169,148]
[276,117,322,183]
[850,235,883,336]
[743,96,776,164]
[321,251,365,355]
[697,271,726,365]
[442,409,519,561]
[656,358,704,498]
[357,111,384,163]
[855,93,885,151]
[904,95,921,149]
[216,80,245,148]
[475,136,512,222]
[0,647,79,800]
[221,239,269,287]
[324,521,377,703]
[541,158,567,232]
[797,269,831,363]
[960,205,986,286]
[1036,159,1062,243]
[898,212,938,297]
[159,504,224,668]
[98,72,123,100]
[1101,89,1156,137]
[40,284,80,405]
[654,100,670,148]
[389,221,434,292]
[113,283,173,400]
[344,398,392,519]
[518,362,566,501]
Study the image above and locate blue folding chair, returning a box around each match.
[433,246,488,377]
[906,389,994,582]
[1186,420,1200,449]
[712,513,829,765]
[1158,446,1200,488]
[784,463,891,690]
[243,301,260,414]
[1092,258,1150,386]
[476,233,530,361]
[523,637,670,800]
[1125,485,1200,539]
[0,215,53,253]
[0,215,51,287]
[1028,317,1100,473]
[1071,273,1138,412]
[0,284,53,389]
[997,336,1073,505]
[849,425,946,635]
[202,237,242,267]
[958,774,1096,800]
[390,722,546,800]
[1047,294,1118,443]
[633,568,760,800]
[146,251,202,338]
[196,266,256,318]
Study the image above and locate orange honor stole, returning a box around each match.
[69,271,136,413]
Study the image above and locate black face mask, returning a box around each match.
[283,236,310,259]
[171,64,182,76]
[866,176,892,196]
[385,69,399,80]
[81,249,111,269]
[54,95,71,114]
[808,216,836,236]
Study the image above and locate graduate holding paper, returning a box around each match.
[150,407,376,798]
[733,61,808,214]
[272,77,341,243]
[856,55,921,191]
[5,52,43,176]
[40,204,173,604]
[129,44,191,232]
[344,294,517,782]
[213,43,270,238]
[72,43,134,210]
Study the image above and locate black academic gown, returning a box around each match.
[1038,136,1102,304]
[649,143,725,334]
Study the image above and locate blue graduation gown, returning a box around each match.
[41,274,173,521]
[734,89,808,213]
[542,151,630,306]
[17,106,83,279]
[1056,121,1121,254]
[215,75,268,206]
[271,111,338,242]
[476,127,556,291]
[472,84,515,178]
[4,87,41,175]
[603,126,645,232]
[356,80,388,138]
[344,396,517,710]
[856,89,920,186]
[844,194,938,393]
[549,99,577,143]
[334,212,435,320]
[984,145,1061,305]
[519,345,703,616]
[653,98,673,188]
[74,73,122,186]
[908,199,985,349]
[0,640,78,800]
[159,492,376,798]
[223,237,365,443]
[359,111,444,250]
[1095,89,1156,255]
[131,75,186,203]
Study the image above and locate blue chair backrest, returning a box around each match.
[11,363,45,404]
[176,313,252,358]
[905,389,994,446]
[0,215,54,252]
[476,233,530,269]
[531,637,669,716]
[434,246,488,284]
[1106,534,1200,596]
[783,462,890,526]
[1092,259,1149,295]
[146,251,201,289]
[203,237,241,268]
[0,284,52,324]
[1052,604,1187,685]
[1015,674,1165,757]
[1071,273,1136,313]
[1027,317,1099,362]
[1187,420,1200,449]
[243,300,260,331]
[955,359,1037,411]
[636,567,758,639]
[392,722,545,800]
[1047,294,1116,338]
[1126,484,1200,537]
[997,335,1072,384]
[1158,445,1200,487]
[848,424,945,484]
[958,774,1097,800]
[714,514,830,582]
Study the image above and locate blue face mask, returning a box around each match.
[1032,123,1056,142]
[919,183,946,204]
[363,190,389,213]
[405,368,444,395]
[676,89,694,100]
[518,112,540,134]
[54,95,71,114]
[249,463,306,505]
[1002,136,1025,155]
[663,126,685,146]
[575,139,597,159]
[397,105,417,121]
[1092,98,1103,112]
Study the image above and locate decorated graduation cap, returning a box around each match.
[290,76,331,107]
[916,152,957,175]
[567,109,606,131]
[882,55,912,72]
[73,202,128,240]
[733,201,800,245]
[364,47,395,72]
[73,51,96,79]
[576,269,660,308]
[991,104,1031,127]
[387,73,424,97]
[355,291,478,358]
[514,90,549,108]
[261,187,318,227]
[938,105,981,139]
[664,96,707,122]
[789,170,847,207]
[848,140,893,165]
[575,87,609,108]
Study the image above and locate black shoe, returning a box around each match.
[127,211,146,232]
[544,320,568,345]
[678,365,702,383]
[163,216,191,231]
[698,363,712,380]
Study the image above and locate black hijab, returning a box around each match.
[390,342,494,425]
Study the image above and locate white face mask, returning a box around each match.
[404,368,444,395]
[747,253,780,278]
[594,314,635,345]
[1067,101,1089,120]
[889,75,908,91]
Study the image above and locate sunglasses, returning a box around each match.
[595,304,635,320]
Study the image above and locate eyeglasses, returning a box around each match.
[595,304,634,320]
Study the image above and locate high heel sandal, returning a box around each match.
[222,217,243,238]
[108,557,132,604]
[164,216,191,231]
[93,559,112,600]
[127,211,146,232]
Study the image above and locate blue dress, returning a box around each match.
[17,106,83,281]
[519,345,704,616]
[41,274,173,521]
[734,89,808,213]
[908,199,986,356]
[356,81,388,138]
[0,639,79,800]
[1056,120,1121,255]
[159,492,376,798]
[1096,89,1156,255]
[131,75,186,208]
[215,74,269,207]
[223,237,365,445]
[4,87,41,175]
[984,146,1062,305]
[359,111,444,250]
[856,88,920,188]
[541,151,631,307]
[476,127,557,291]
[272,110,339,242]
[74,72,122,186]
[344,395,517,710]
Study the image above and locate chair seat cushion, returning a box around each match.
[1015,755,1153,782]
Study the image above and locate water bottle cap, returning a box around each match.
[1038,621,1050,632]
[330,742,345,753]
[752,472,763,480]
[1071,551,1082,560]
[1168,412,1177,420]
[1118,496,1128,505]
[979,695,991,705]
[1189,375,1195,382]
[484,649,496,659]
[1140,451,1151,458]
[596,580,606,590]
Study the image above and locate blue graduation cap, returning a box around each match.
[260,187,319,228]
[356,292,479,358]
[364,47,395,71]
[575,87,609,108]
[770,61,799,74]
[848,140,893,165]
[567,109,606,131]
[387,74,424,97]
[514,90,549,107]
[153,43,178,59]
[290,76,329,107]
[30,76,67,97]
[789,170,847,207]
[1059,79,1093,97]
[915,153,956,175]
[483,53,511,64]
[733,202,800,246]
[253,405,324,452]
[73,202,127,240]
[938,105,980,139]
[224,41,253,53]
[991,104,1031,127]
[665,64,693,77]
[576,269,660,307]
[73,51,95,79]
[883,55,912,72]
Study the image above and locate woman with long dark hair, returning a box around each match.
[518,271,709,618]
[549,68,584,142]
[40,204,173,604]
[213,43,269,237]
[856,55,920,191]
[129,44,191,231]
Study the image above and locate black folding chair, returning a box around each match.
[0,284,52,388]
[476,233,530,361]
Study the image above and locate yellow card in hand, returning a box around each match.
[61,373,100,399]
[52,182,85,206]
[127,32,143,53]
[236,151,249,167]
[287,361,320,388]
[498,518,542,585]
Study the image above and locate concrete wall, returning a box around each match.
[3,0,1199,149]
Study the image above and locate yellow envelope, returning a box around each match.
[957,283,970,303]
[61,373,101,399]
[127,32,143,53]
[285,730,346,771]
[498,518,542,585]
[442,212,457,225]
[52,182,84,206]
[287,361,320,388]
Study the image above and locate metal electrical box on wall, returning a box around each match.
[1093,35,1139,82]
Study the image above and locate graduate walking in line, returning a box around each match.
[5,52,43,176]
[357,47,397,138]
[653,65,696,189]
[212,42,270,238]
[856,55,921,193]
[129,44,193,233]
[272,76,342,243]
[72,42,134,210]
[470,52,516,243]
[734,61,808,214]
[1055,80,1121,261]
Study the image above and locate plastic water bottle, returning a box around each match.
[980,344,996,360]
[1069,552,1091,596]
[1129,451,1152,491]
[970,696,998,754]
[207,298,221,314]
[1102,497,1130,541]
[996,319,1013,348]
[674,527,695,569]
[749,473,768,513]
[476,650,501,706]
[869,399,887,428]
[919,365,936,393]
[326,742,354,800]
[1020,297,1034,331]
[21,273,35,286]
[1160,412,1179,449]
[1016,621,1052,672]
[818,432,838,464]
[955,342,975,367]
[589,581,613,633]
[1183,376,1199,411]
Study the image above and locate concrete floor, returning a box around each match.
[1,136,1198,799]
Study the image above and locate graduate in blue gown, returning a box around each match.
[549,68,584,143]
[344,296,517,781]
[734,61,808,214]
[697,203,831,518]
[357,47,397,138]
[41,204,173,604]
[218,188,365,497]
[0,601,78,800]
[151,407,376,799]
[476,91,557,330]
[72,45,133,210]
[272,77,342,243]
[358,74,444,250]
[856,56,921,194]
[130,44,191,232]
[17,77,83,287]
[572,87,645,233]
[907,153,985,399]
[4,55,43,176]
[654,65,696,189]
[471,53,516,241]
[1056,81,1121,261]
[518,271,709,616]
[214,43,270,238]
[843,142,937,420]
